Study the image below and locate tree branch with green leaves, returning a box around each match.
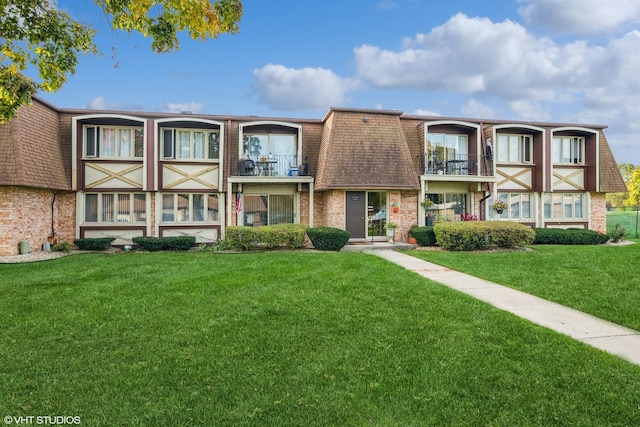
[0,0,243,122]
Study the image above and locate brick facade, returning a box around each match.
[590,192,607,233]
[0,186,75,255]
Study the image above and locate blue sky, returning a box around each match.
[41,0,640,165]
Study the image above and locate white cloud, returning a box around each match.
[161,102,205,114]
[252,64,362,111]
[508,100,550,121]
[518,0,640,35]
[410,108,441,116]
[84,97,143,111]
[461,99,496,119]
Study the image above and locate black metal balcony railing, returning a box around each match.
[232,155,309,177]
[422,153,494,177]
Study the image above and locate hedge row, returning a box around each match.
[73,237,115,251]
[532,228,609,245]
[225,224,307,251]
[434,221,535,251]
[131,236,196,251]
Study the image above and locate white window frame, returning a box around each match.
[161,128,220,161]
[161,193,220,223]
[553,136,584,165]
[83,125,144,159]
[496,134,532,164]
[489,193,533,221]
[543,193,585,220]
[84,193,147,224]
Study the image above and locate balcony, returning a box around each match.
[422,153,494,178]
[232,155,309,177]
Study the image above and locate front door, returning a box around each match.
[345,191,366,239]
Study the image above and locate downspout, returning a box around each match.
[50,192,57,239]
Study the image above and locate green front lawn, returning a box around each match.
[1,251,640,426]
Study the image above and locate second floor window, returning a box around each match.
[427,133,468,161]
[162,128,220,160]
[85,126,144,159]
[553,137,584,164]
[496,134,532,163]
[243,134,296,159]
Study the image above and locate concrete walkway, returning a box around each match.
[366,249,640,366]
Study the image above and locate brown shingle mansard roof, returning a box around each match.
[0,98,70,190]
[598,130,627,192]
[315,108,420,191]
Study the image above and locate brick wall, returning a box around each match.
[322,190,345,229]
[0,186,75,255]
[590,192,607,233]
[388,190,419,241]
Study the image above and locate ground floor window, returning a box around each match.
[489,193,532,220]
[162,193,219,223]
[85,193,146,223]
[367,191,388,237]
[424,193,466,224]
[543,193,584,220]
[244,194,294,226]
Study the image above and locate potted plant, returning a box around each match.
[420,198,434,209]
[492,199,508,214]
[384,221,397,243]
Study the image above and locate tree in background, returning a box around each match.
[0,0,243,122]
[606,163,634,209]
[627,166,640,208]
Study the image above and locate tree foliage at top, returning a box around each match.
[0,0,243,122]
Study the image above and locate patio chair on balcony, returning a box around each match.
[238,159,256,176]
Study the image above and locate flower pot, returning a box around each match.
[495,209,504,214]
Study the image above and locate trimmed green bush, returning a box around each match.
[131,236,196,251]
[51,240,72,252]
[532,228,609,245]
[409,226,437,246]
[225,224,307,251]
[306,227,350,251]
[434,221,535,251]
[73,237,115,251]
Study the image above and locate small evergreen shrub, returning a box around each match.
[132,236,195,251]
[532,228,609,245]
[306,227,350,251]
[608,224,627,243]
[73,237,115,251]
[225,224,307,251]
[409,226,437,246]
[52,240,72,252]
[434,221,535,251]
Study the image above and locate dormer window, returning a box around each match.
[553,136,584,165]
[84,125,144,159]
[161,128,220,160]
[496,134,532,164]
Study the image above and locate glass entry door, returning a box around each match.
[367,191,388,240]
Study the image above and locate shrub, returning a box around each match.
[608,224,627,243]
[52,240,72,252]
[73,237,115,251]
[434,221,535,251]
[131,236,196,251]
[532,228,609,245]
[306,227,350,251]
[409,226,437,246]
[225,224,307,251]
